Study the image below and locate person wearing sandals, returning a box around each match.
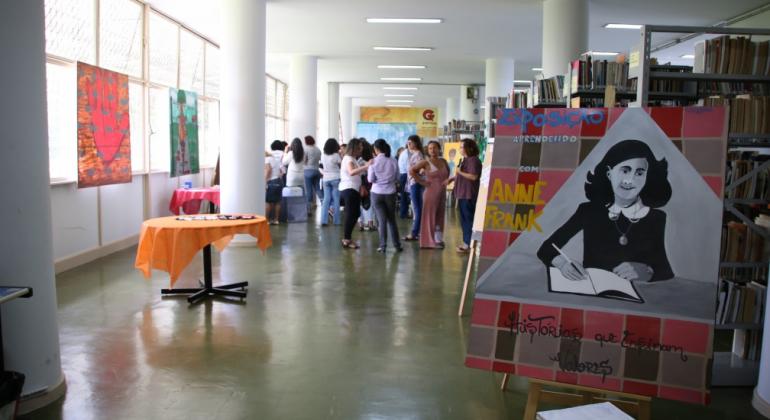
[446,139,482,253]
[403,135,425,242]
[368,139,402,253]
[320,138,342,226]
[265,140,285,225]
[339,138,370,249]
[358,139,376,231]
[410,141,450,249]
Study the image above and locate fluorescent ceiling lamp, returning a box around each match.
[514,80,533,84]
[531,67,543,71]
[584,51,619,56]
[380,77,421,81]
[373,46,433,51]
[387,105,410,107]
[378,65,427,69]
[366,18,442,24]
[681,54,695,59]
[383,87,418,91]
[386,99,415,103]
[384,94,415,97]
[604,23,643,29]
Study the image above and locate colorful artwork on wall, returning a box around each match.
[76,62,132,188]
[170,88,199,177]
[465,107,728,404]
[359,107,438,139]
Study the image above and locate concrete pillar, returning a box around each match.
[754,290,770,417]
[220,0,266,218]
[288,55,318,141]
[340,97,352,143]
[484,58,514,134]
[459,85,478,121]
[0,0,65,412]
[542,0,588,78]
[351,104,361,138]
[327,82,340,141]
[445,97,457,126]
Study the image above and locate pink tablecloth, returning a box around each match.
[169,187,220,215]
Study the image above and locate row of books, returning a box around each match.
[721,221,766,262]
[715,278,766,326]
[694,37,770,76]
[445,120,484,132]
[508,91,528,108]
[719,266,769,284]
[704,96,770,134]
[535,75,565,103]
[733,329,763,361]
[724,152,770,200]
[569,58,633,92]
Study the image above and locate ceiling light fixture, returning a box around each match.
[604,23,643,30]
[514,80,533,84]
[680,54,695,59]
[373,47,433,51]
[386,99,415,103]
[378,65,427,69]
[584,51,619,56]
[384,94,415,97]
[386,104,411,108]
[367,18,442,24]
[532,67,543,71]
[380,77,421,81]
[383,87,419,91]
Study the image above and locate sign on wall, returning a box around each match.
[170,88,199,177]
[465,107,728,404]
[360,107,438,139]
[76,62,132,188]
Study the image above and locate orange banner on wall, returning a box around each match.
[360,107,438,139]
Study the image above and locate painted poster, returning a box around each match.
[360,107,438,139]
[76,62,132,188]
[465,107,728,405]
[355,122,417,151]
[170,88,199,177]
[443,142,462,190]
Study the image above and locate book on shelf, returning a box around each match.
[507,91,528,108]
[715,279,766,327]
[569,57,635,93]
[703,96,770,135]
[724,151,770,199]
[535,75,565,103]
[693,37,770,95]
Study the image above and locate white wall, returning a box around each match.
[51,169,213,271]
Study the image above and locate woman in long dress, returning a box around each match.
[410,141,450,249]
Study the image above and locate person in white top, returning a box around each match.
[264,140,285,225]
[282,138,305,188]
[303,135,323,214]
[320,138,342,226]
[339,138,370,249]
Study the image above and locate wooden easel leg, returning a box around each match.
[638,400,651,420]
[523,381,542,420]
[500,373,510,391]
[457,240,476,316]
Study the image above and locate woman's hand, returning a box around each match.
[553,255,587,281]
[612,262,653,282]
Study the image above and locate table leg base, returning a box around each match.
[161,281,249,304]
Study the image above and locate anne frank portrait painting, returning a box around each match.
[537,140,675,286]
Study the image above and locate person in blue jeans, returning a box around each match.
[446,139,482,253]
[403,135,425,241]
[303,135,323,214]
[396,146,411,219]
[320,138,342,225]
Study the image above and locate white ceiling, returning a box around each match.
[147,0,770,107]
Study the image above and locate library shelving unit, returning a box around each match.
[629,24,770,387]
[533,75,567,108]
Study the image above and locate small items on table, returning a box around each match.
[169,186,220,215]
[134,215,271,304]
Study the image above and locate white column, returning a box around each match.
[542,0,588,78]
[459,85,478,121]
[445,97,457,125]
[220,0,265,219]
[327,82,340,141]
[755,290,770,417]
[288,55,318,141]
[0,0,65,410]
[340,97,352,143]
[485,58,514,136]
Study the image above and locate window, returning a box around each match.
[148,86,170,171]
[179,30,204,93]
[45,62,77,181]
[129,81,144,172]
[148,12,178,87]
[265,75,289,145]
[204,43,220,98]
[99,0,142,77]
[45,0,96,63]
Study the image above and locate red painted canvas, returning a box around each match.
[466,107,728,404]
[77,62,132,188]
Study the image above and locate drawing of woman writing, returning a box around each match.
[537,140,674,283]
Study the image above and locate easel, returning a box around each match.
[457,239,477,316]
[501,375,652,420]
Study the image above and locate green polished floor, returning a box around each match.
[26,212,765,419]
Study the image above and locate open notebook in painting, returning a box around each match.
[548,267,644,303]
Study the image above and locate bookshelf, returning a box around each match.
[533,75,567,108]
[626,25,770,386]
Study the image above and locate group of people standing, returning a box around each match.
[264,134,483,255]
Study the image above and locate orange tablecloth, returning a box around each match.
[134,215,272,286]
